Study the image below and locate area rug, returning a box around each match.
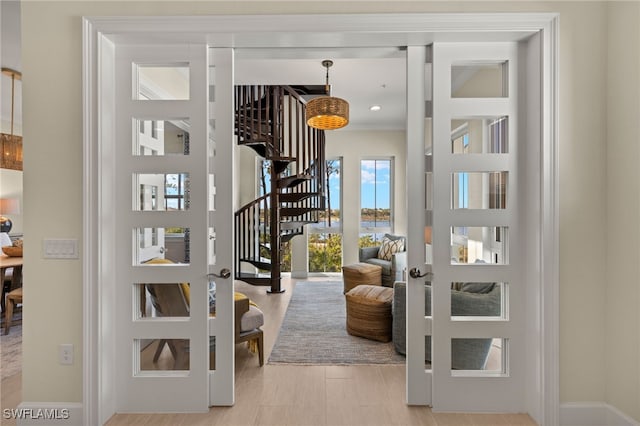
[268,281,405,365]
[0,313,22,380]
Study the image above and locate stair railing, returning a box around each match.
[234,85,328,291]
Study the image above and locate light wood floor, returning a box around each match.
[1,276,538,425]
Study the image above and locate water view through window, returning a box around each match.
[360,159,392,247]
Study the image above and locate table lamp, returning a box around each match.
[0,198,20,233]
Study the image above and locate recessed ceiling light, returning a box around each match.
[370,105,381,112]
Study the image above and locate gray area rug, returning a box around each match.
[1,312,21,380]
[268,281,405,365]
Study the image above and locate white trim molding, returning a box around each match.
[83,12,560,426]
[12,403,83,426]
[560,402,640,426]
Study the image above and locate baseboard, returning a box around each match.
[9,402,82,426]
[560,402,639,426]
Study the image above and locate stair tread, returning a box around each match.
[239,257,272,271]
[236,273,272,286]
[280,207,323,217]
[278,174,313,188]
[280,192,318,203]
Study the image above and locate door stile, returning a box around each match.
[208,47,235,406]
[405,45,431,406]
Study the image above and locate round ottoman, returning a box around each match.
[342,262,382,294]
[345,285,394,342]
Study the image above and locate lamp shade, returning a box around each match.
[306,96,349,130]
[0,198,20,215]
[0,198,19,234]
[424,226,432,245]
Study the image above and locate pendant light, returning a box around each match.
[305,60,349,130]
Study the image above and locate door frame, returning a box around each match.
[83,12,559,426]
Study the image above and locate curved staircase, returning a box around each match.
[234,85,326,293]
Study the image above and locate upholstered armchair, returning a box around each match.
[143,259,264,369]
[358,234,407,287]
[392,281,501,370]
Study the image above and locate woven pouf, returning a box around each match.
[342,262,382,294]
[345,284,394,342]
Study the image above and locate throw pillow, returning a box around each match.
[378,237,404,261]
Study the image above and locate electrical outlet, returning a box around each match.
[59,344,73,365]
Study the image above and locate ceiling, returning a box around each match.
[235,48,408,131]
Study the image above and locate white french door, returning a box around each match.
[406,42,528,411]
[112,44,235,412]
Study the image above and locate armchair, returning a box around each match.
[143,259,264,369]
[358,234,407,287]
[392,281,501,370]
[146,284,264,369]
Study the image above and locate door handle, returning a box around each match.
[409,267,432,279]
[208,268,231,279]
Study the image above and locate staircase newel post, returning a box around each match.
[268,177,283,294]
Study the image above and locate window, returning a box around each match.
[309,158,342,272]
[359,158,393,247]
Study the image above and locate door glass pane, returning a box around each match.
[451,172,508,209]
[135,227,190,265]
[133,119,190,156]
[134,63,190,100]
[451,226,508,265]
[137,338,190,372]
[451,117,508,154]
[450,282,506,319]
[425,335,432,370]
[135,283,190,319]
[450,338,506,375]
[134,173,190,211]
[451,61,508,98]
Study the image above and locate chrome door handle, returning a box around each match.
[208,268,231,279]
[409,267,432,279]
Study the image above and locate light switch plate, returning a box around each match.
[43,239,79,259]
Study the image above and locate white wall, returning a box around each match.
[19,1,639,421]
[606,2,640,421]
[324,130,407,267]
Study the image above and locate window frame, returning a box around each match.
[359,157,394,244]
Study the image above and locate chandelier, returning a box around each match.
[305,60,349,130]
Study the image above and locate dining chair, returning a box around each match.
[4,287,22,335]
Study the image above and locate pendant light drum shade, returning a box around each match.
[305,60,349,130]
[306,96,349,130]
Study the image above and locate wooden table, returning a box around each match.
[1,254,23,313]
